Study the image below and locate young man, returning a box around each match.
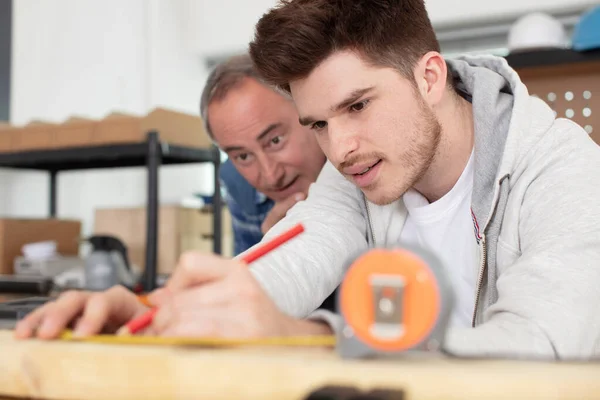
[200,54,326,255]
[16,0,600,360]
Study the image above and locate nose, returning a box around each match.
[260,157,285,188]
[328,120,360,165]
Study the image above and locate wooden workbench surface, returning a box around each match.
[0,330,599,400]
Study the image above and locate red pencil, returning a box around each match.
[116,223,305,336]
[240,223,304,264]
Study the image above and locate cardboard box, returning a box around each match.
[94,205,233,275]
[54,116,96,148]
[1,107,212,152]
[0,122,13,153]
[11,120,57,152]
[94,108,212,149]
[0,218,82,275]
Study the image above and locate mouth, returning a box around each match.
[351,160,382,177]
[346,160,382,189]
[274,175,299,192]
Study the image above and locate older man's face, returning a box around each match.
[208,77,326,202]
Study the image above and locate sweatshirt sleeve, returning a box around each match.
[243,161,370,318]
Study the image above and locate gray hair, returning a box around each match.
[200,53,264,140]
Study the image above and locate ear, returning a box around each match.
[413,52,447,107]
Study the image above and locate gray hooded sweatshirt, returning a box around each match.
[243,54,600,360]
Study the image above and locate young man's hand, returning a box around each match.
[14,286,149,339]
[261,192,305,234]
[15,251,332,340]
[147,251,332,338]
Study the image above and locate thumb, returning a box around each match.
[164,252,242,295]
[291,192,306,203]
[278,192,306,212]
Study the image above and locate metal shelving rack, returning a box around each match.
[0,131,222,292]
[504,48,600,69]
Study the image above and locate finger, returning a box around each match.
[74,286,145,337]
[166,252,244,293]
[287,192,306,206]
[14,299,59,339]
[146,287,170,306]
[73,314,126,335]
[70,316,83,330]
[14,307,48,338]
[261,193,305,233]
[261,209,285,233]
[150,298,177,335]
[272,193,305,219]
[260,213,279,234]
[35,291,90,339]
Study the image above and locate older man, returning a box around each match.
[201,54,326,256]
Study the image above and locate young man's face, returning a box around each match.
[289,50,441,205]
[209,77,326,202]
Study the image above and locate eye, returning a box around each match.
[266,135,286,150]
[350,99,369,112]
[233,152,253,164]
[310,121,327,130]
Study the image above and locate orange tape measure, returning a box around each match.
[336,245,454,358]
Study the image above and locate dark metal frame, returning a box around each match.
[505,48,600,69]
[0,0,11,122]
[0,132,222,291]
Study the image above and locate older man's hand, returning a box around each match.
[261,192,305,234]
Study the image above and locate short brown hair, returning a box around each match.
[249,0,440,94]
[200,53,264,139]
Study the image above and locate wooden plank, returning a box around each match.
[0,330,599,400]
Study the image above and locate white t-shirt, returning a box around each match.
[399,151,479,328]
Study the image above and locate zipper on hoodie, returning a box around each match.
[471,234,487,327]
[365,198,377,246]
[470,176,508,327]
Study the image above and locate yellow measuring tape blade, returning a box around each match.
[59,330,337,348]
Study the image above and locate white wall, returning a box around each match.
[6,0,213,239]
[182,0,278,58]
[426,0,598,27]
[183,0,599,59]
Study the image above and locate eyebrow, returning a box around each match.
[298,86,375,126]
[222,123,281,153]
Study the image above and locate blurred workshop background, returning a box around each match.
[0,0,598,291]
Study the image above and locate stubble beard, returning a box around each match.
[366,101,442,206]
